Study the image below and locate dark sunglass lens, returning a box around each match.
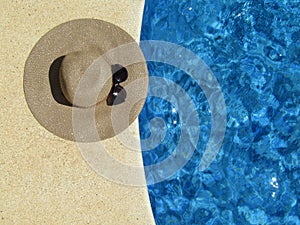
[113,85,126,105]
[106,85,127,106]
[112,64,128,83]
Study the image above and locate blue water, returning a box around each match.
[138,0,300,224]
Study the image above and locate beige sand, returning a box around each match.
[0,1,155,224]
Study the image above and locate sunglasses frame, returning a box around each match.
[106,64,128,106]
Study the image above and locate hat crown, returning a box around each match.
[60,50,112,108]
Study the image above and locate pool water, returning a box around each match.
[138,0,300,224]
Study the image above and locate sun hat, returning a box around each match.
[24,19,148,142]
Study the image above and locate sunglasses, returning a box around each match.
[106,64,128,106]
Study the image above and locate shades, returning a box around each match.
[106,64,128,106]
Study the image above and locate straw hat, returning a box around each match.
[24,19,148,142]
